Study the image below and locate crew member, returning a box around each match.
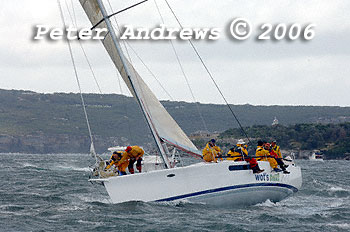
[228,139,264,173]
[117,146,144,174]
[267,142,289,174]
[227,147,242,161]
[105,151,127,175]
[271,141,282,158]
[271,140,288,168]
[227,139,247,161]
[256,140,281,172]
[202,139,222,162]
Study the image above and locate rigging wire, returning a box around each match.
[91,0,149,30]
[106,1,195,162]
[115,68,133,144]
[97,0,171,168]
[123,43,174,101]
[153,0,209,132]
[106,0,139,144]
[106,0,173,101]
[69,0,78,28]
[163,0,252,144]
[64,0,103,94]
[57,0,99,160]
[105,0,206,161]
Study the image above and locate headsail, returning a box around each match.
[79,0,201,161]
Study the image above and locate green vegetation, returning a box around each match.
[1,88,350,155]
[220,123,350,159]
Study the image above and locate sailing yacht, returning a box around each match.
[78,0,302,206]
[309,150,324,161]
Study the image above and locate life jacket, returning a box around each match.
[256,146,278,169]
[272,145,282,158]
[256,146,269,160]
[202,143,221,162]
[227,146,242,161]
[269,149,278,159]
[105,152,123,170]
[110,152,123,162]
[117,146,145,166]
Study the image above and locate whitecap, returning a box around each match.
[76,195,111,204]
[53,165,91,172]
[329,186,347,192]
[77,220,103,226]
[22,162,38,168]
[329,200,344,208]
[255,199,279,207]
[69,166,91,172]
[155,199,205,207]
[328,223,350,230]
[57,205,86,212]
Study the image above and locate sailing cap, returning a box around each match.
[210,139,216,143]
[125,146,132,152]
[237,139,245,145]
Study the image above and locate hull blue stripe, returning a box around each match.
[156,183,298,202]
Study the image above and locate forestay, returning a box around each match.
[79,0,200,157]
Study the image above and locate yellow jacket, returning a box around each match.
[202,143,221,162]
[272,145,282,158]
[256,146,268,160]
[105,152,123,170]
[227,145,247,161]
[227,150,241,161]
[237,144,248,156]
[117,146,144,166]
[256,145,277,169]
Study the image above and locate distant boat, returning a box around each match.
[272,117,279,126]
[309,150,324,161]
[76,0,302,206]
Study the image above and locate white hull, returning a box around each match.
[309,153,324,161]
[309,158,324,161]
[92,161,302,206]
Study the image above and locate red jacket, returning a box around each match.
[269,150,278,159]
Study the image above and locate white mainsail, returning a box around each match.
[79,0,200,159]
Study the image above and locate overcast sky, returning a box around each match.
[1,0,349,106]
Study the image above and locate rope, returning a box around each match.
[163,0,252,144]
[154,0,209,132]
[57,0,98,161]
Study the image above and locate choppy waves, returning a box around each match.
[0,154,349,231]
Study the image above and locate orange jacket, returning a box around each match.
[117,146,144,166]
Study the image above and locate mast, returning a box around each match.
[95,0,170,168]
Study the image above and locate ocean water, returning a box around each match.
[0,153,349,232]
